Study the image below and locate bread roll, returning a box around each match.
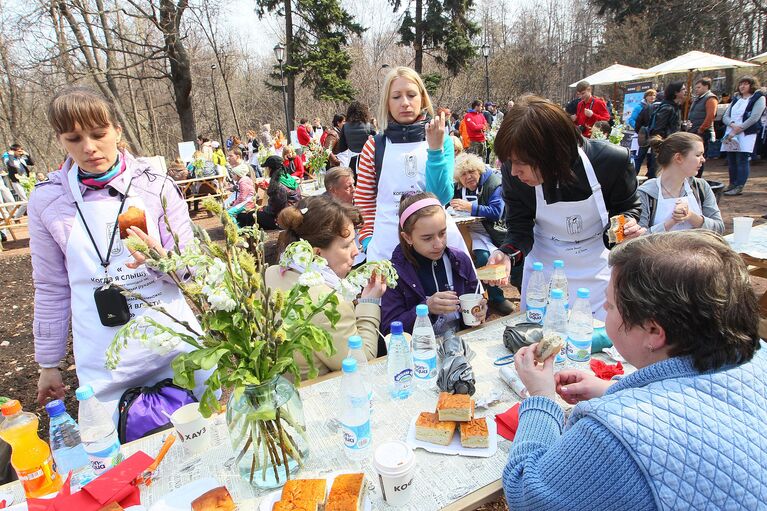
[534,334,564,363]
[190,486,236,511]
[436,392,473,422]
[459,417,489,448]
[415,412,456,446]
[607,214,626,244]
[326,473,366,511]
[118,205,148,239]
[272,501,318,511]
[280,479,326,506]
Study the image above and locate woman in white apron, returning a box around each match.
[353,66,468,263]
[450,152,516,314]
[485,96,644,320]
[638,132,724,234]
[721,76,766,196]
[31,86,209,418]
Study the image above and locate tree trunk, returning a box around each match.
[285,0,295,137]
[414,0,423,73]
[159,0,197,143]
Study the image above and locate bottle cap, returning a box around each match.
[390,321,404,335]
[553,260,564,269]
[416,304,429,316]
[348,335,363,349]
[342,358,358,373]
[550,288,564,300]
[75,385,95,401]
[1,400,21,416]
[577,288,590,299]
[45,399,66,417]
[532,262,543,271]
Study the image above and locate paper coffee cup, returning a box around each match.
[733,216,753,245]
[459,293,483,327]
[373,441,416,506]
[170,403,211,455]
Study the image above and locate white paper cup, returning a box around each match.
[170,403,211,455]
[373,441,416,506]
[733,217,754,245]
[459,293,483,326]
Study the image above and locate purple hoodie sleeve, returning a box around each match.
[28,195,71,367]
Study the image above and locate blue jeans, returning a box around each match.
[727,152,750,186]
[634,146,656,178]
[473,249,523,302]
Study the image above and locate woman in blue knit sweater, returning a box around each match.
[504,230,766,510]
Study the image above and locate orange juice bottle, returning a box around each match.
[0,400,63,498]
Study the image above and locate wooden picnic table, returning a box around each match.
[453,214,484,253]
[0,200,28,250]
[173,174,228,211]
[724,222,767,337]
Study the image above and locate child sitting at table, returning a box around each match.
[381,192,486,337]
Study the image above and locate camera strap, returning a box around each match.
[73,177,134,278]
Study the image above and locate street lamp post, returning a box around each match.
[481,43,490,103]
[274,43,291,145]
[377,63,390,98]
[210,64,224,147]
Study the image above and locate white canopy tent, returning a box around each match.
[568,64,648,87]
[749,51,767,64]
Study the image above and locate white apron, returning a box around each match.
[66,168,207,419]
[723,98,757,153]
[367,138,467,262]
[460,187,497,253]
[520,148,610,320]
[652,178,702,231]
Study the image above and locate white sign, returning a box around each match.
[178,141,196,163]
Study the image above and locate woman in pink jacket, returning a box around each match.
[31,87,208,417]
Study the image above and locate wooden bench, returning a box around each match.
[0,200,29,250]
[173,174,228,212]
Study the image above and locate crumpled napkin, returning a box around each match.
[494,403,520,441]
[590,359,624,380]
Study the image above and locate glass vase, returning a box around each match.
[226,375,309,489]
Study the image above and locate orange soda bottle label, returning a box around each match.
[17,455,61,497]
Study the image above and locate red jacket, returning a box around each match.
[575,97,610,137]
[297,125,311,146]
[463,111,487,142]
[285,156,306,179]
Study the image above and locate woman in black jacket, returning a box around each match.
[334,101,376,174]
[485,95,644,320]
[650,81,686,139]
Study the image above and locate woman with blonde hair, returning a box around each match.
[354,66,465,262]
[31,86,209,417]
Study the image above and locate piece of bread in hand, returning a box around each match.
[190,486,236,511]
[326,473,366,511]
[607,214,626,244]
[534,334,564,363]
[415,411,456,446]
[117,205,148,239]
[280,479,327,506]
[476,264,507,281]
[459,417,489,448]
[437,392,473,422]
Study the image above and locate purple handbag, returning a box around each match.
[117,379,197,443]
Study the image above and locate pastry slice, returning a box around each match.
[436,392,473,422]
[272,501,318,511]
[326,473,366,511]
[415,411,456,446]
[280,479,326,506]
[459,417,489,448]
[534,334,564,363]
[476,263,507,281]
[190,486,236,511]
[607,214,626,244]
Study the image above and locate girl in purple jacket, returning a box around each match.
[381,192,486,337]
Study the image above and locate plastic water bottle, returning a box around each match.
[76,385,122,476]
[411,305,438,385]
[567,288,594,364]
[548,259,569,308]
[387,321,414,400]
[45,400,94,490]
[526,262,547,324]
[347,335,373,411]
[544,288,568,365]
[340,358,372,460]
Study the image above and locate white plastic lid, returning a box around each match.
[373,441,415,476]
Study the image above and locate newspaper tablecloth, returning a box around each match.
[724,222,767,260]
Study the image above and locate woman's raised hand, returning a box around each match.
[126,226,167,269]
[426,111,447,151]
